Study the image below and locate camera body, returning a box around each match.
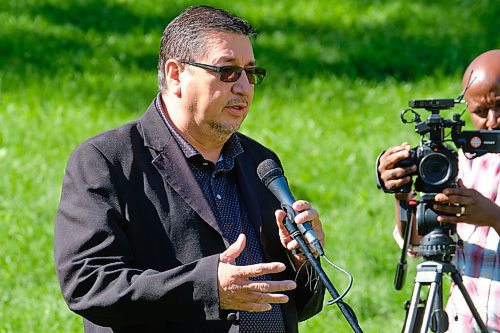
[394,99,462,198]
[396,141,458,194]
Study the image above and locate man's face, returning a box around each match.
[465,77,500,131]
[179,31,255,144]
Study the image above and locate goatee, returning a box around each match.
[209,121,240,143]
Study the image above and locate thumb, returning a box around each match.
[457,178,465,188]
[219,234,246,264]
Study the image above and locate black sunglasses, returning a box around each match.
[181,61,266,85]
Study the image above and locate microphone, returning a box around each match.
[257,159,324,256]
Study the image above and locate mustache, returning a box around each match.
[225,98,249,107]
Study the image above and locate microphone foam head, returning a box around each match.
[257,159,283,187]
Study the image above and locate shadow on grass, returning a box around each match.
[2,1,499,82]
[31,0,168,35]
[256,1,499,82]
[1,0,172,75]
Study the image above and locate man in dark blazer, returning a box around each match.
[55,5,325,333]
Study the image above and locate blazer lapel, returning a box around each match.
[152,145,222,237]
[140,102,222,237]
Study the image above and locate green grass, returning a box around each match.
[1,0,499,332]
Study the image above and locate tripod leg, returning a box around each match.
[420,282,436,333]
[404,262,450,333]
[450,271,489,333]
[419,281,448,333]
[431,282,448,333]
[404,281,424,333]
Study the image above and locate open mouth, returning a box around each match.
[226,104,247,113]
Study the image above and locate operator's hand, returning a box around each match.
[275,200,325,266]
[218,234,297,311]
[378,143,417,193]
[433,179,500,231]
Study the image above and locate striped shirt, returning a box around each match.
[446,151,500,333]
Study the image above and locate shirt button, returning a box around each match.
[216,194,222,200]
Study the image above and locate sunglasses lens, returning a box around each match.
[220,67,243,82]
[219,66,267,85]
[245,67,266,85]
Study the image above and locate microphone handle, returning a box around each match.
[281,204,324,256]
[267,176,324,255]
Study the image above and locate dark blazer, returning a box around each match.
[54,101,324,333]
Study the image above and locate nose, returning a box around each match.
[486,108,500,129]
[231,70,253,96]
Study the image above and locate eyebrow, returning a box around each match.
[216,56,257,67]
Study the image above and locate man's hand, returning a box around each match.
[218,234,297,311]
[378,143,416,192]
[275,200,325,265]
[433,179,500,232]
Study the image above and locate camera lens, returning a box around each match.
[419,153,451,185]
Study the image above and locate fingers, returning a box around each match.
[292,201,325,246]
[239,280,296,293]
[218,261,297,312]
[236,262,287,278]
[378,144,416,190]
[434,185,475,206]
[435,193,471,206]
[379,144,412,169]
[383,173,414,191]
[275,200,325,253]
[275,210,293,245]
[219,234,246,264]
[433,182,476,223]
[291,199,312,212]
[228,290,291,312]
[433,185,470,218]
[292,204,317,223]
[433,203,463,217]
[436,214,463,224]
[251,292,288,305]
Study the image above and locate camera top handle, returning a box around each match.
[409,98,456,113]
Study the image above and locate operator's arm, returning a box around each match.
[376,143,420,246]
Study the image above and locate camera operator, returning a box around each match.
[378,49,500,332]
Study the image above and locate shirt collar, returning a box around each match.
[154,93,244,165]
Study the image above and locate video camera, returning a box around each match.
[382,96,500,292]
[378,95,500,330]
[392,97,500,257]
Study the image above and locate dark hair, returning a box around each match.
[157,5,257,91]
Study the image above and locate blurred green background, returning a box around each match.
[1,0,498,332]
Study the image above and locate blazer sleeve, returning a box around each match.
[54,142,222,326]
[293,262,326,322]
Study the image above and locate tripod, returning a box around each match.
[403,259,488,333]
[396,200,489,333]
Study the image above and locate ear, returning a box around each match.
[165,59,183,97]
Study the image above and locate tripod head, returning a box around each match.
[393,198,457,291]
[418,227,456,262]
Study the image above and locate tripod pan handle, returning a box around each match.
[394,261,407,290]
